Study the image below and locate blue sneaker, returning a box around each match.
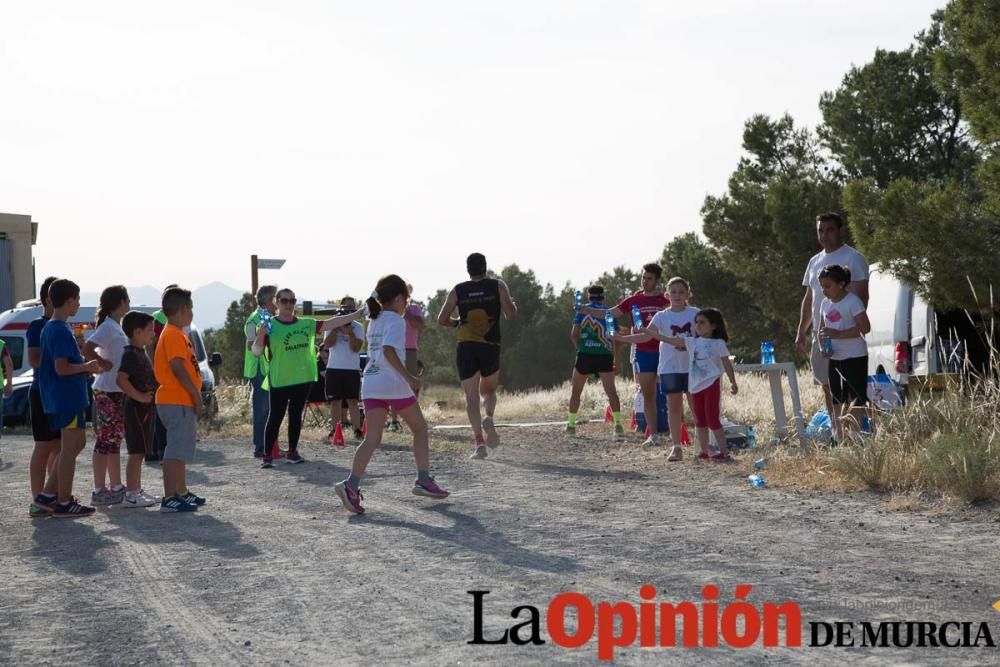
[91,488,118,506]
[29,493,58,518]
[160,495,197,513]
[52,499,96,518]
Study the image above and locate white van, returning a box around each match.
[867,266,979,392]
[0,302,221,425]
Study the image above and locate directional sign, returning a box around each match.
[257,258,286,270]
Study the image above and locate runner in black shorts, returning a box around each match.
[437,252,518,459]
[565,286,623,437]
[25,276,62,518]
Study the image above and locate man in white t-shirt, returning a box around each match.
[795,212,870,416]
[325,296,366,441]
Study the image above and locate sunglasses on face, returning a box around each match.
[279,298,297,305]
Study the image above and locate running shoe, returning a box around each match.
[696,451,711,460]
[52,499,97,518]
[29,493,58,518]
[564,424,576,436]
[109,485,127,504]
[642,434,660,447]
[181,490,206,506]
[285,451,305,465]
[412,478,450,499]
[334,480,365,514]
[123,490,158,508]
[91,488,118,506]
[614,424,626,437]
[667,446,683,461]
[470,445,488,460]
[261,458,274,469]
[710,452,733,462]
[160,495,197,513]
[482,417,501,448]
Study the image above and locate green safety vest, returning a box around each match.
[153,310,167,326]
[243,311,271,379]
[265,318,317,389]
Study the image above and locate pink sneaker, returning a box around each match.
[334,480,365,514]
[412,478,450,499]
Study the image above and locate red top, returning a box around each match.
[616,291,669,353]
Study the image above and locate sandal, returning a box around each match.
[667,446,683,462]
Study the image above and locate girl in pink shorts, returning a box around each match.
[334,275,450,514]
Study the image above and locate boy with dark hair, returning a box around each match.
[117,311,159,508]
[36,279,106,518]
[154,287,204,512]
[27,276,62,517]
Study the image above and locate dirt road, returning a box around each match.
[1,427,997,665]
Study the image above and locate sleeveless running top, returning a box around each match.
[456,279,501,345]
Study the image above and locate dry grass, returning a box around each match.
[207,360,1000,504]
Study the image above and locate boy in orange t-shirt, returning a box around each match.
[153,287,204,513]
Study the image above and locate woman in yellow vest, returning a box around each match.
[252,288,363,468]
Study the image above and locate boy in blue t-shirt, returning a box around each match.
[34,279,106,518]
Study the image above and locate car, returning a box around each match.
[0,303,222,422]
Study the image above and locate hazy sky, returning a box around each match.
[2,0,944,304]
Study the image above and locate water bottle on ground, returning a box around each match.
[753,458,767,471]
[632,304,642,331]
[747,425,756,448]
[748,474,766,488]
[761,341,775,364]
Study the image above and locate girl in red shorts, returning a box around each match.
[617,308,738,461]
[334,275,450,514]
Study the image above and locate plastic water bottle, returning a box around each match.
[753,458,767,471]
[748,474,766,488]
[747,425,756,449]
[821,333,834,358]
[574,290,582,309]
[604,309,616,337]
[631,304,642,330]
[761,341,775,364]
[258,307,273,333]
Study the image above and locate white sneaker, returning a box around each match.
[123,490,158,508]
[642,434,660,447]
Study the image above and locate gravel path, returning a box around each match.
[0,427,997,665]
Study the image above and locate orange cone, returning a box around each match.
[270,440,284,459]
[332,422,345,447]
[604,406,614,424]
[680,423,691,446]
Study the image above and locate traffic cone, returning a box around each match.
[604,406,614,424]
[680,422,691,446]
[331,422,345,447]
[629,412,637,431]
[270,440,283,459]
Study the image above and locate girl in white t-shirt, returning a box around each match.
[644,277,699,460]
[618,307,738,461]
[82,285,131,505]
[818,265,871,442]
[334,274,450,514]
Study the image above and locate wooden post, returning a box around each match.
[251,254,259,297]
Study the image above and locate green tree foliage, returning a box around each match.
[819,17,977,187]
[203,293,256,380]
[659,233,767,361]
[701,114,842,353]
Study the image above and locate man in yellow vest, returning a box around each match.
[245,285,277,458]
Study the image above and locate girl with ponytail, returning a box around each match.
[83,285,131,504]
[334,275,450,514]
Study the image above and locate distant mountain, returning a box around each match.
[80,282,244,330]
